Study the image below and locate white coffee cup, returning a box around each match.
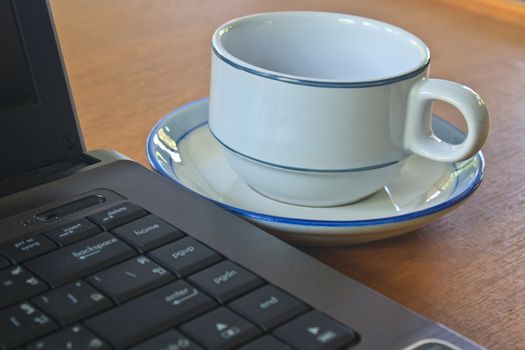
[208,12,489,207]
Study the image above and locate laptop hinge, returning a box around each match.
[0,154,99,198]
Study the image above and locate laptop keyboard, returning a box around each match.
[0,202,358,350]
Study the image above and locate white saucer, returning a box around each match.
[147,98,484,246]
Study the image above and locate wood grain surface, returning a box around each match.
[49,0,525,348]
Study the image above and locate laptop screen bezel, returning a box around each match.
[0,0,85,178]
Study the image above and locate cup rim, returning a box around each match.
[212,11,431,88]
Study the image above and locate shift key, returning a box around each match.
[25,233,136,287]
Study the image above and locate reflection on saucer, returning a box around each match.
[147,98,484,246]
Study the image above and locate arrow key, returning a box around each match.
[273,310,358,350]
[180,307,261,350]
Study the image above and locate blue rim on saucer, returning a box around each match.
[147,98,484,232]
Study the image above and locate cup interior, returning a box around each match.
[213,12,430,83]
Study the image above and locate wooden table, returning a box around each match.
[49,0,525,348]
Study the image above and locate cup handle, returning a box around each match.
[404,78,489,162]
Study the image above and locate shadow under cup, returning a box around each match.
[208,12,487,207]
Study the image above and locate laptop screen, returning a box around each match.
[0,0,86,179]
[0,0,39,112]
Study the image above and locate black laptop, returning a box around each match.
[0,0,484,349]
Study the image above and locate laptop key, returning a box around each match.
[25,324,110,350]
[111,214,184,252]
[128,329,203,350]
[187,260,264,303]
[88,202,148,230]
[87,255,175,303]
[45,218,102,246]
[0,302,58,349]
[229,285,309,330]
[149,236,222,277]
[0,265,48,309]
[179,307,261,350]
[0,255,10,269]
[0,235,56,263]
[32,280,113,326]
[84,280,217,349]
[273,310,357,350]
[238,335,291,350]
[24,232,136,287]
